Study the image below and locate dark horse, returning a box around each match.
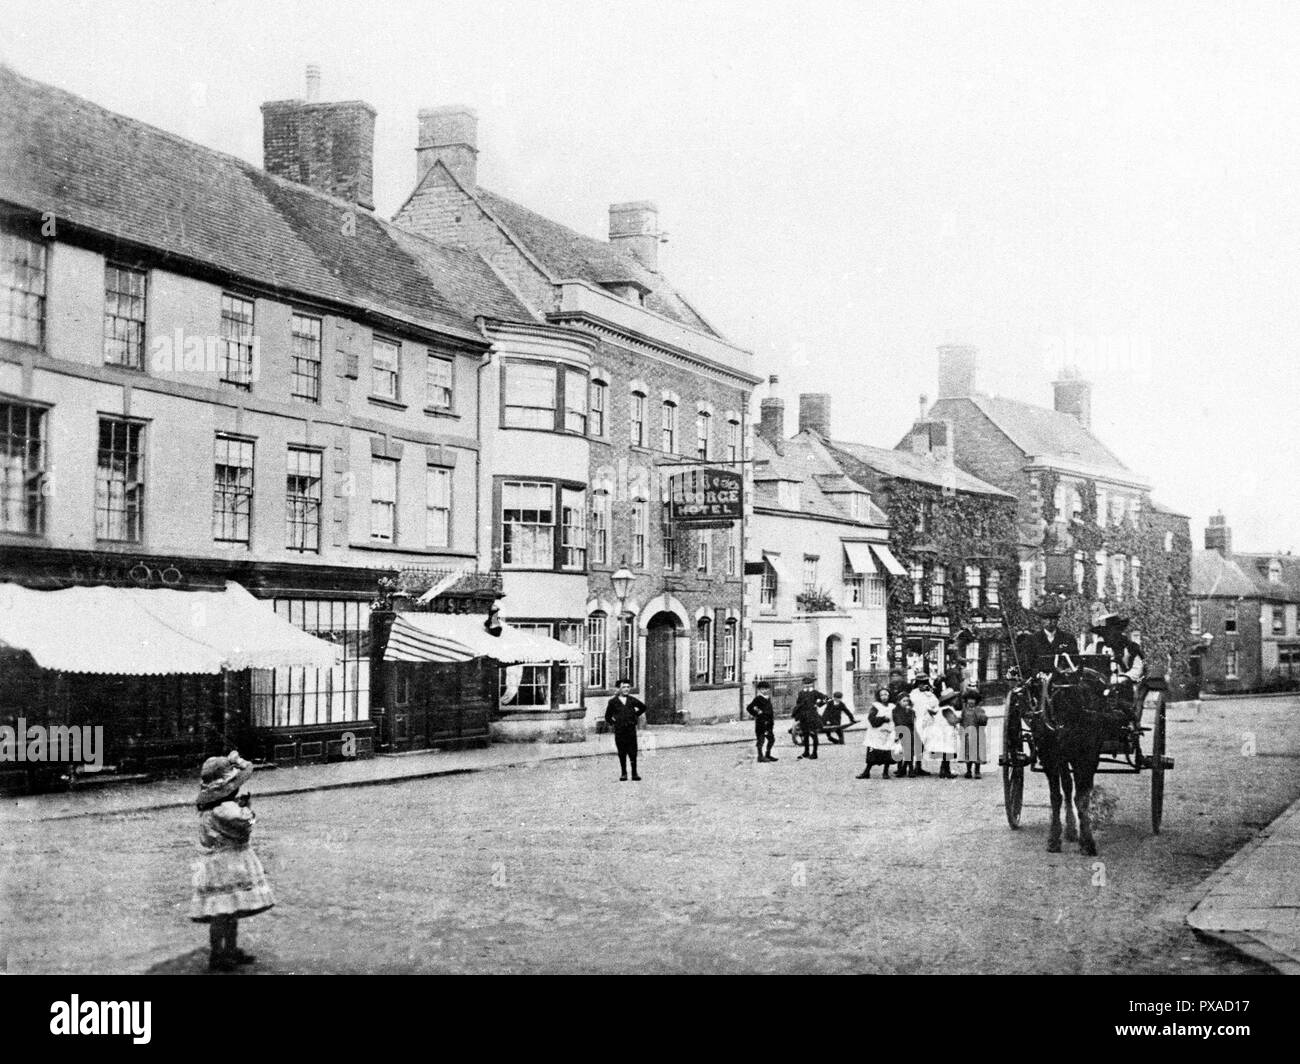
[1011,665,1111,855]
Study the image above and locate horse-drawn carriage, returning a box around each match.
[999,652,1173,852]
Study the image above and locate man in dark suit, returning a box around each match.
[1022,598,1079,674]
[604,678,646,781]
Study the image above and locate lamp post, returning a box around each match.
[611,558,634,685]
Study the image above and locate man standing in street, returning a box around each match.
[746,681,778,762]
[604,678,646,781]
[792,678,828,760]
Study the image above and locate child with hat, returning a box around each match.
[190,751,275,971]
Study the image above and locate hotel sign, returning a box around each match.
[667,468,742,523]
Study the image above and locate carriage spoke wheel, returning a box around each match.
[1150,693,1167,834]
[1002,706,1024,829]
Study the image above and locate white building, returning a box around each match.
[747,418,891,712]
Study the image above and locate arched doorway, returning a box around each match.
[825,634,843,695]
[645,612,681,724]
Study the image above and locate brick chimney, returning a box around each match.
[417,105,478,187]
[937,344,978,399]
[798,393,831,437]
[609,201,660,271]
[1205,513,1232,555]
[1053,365,1092,429]
[758,375,784,446]
[261,67,376,209]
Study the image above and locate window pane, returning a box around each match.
[0,232,47,346]
[104,265,147,369]
[426,467,451,548]
[291,314,322,402]
[504,363,557,428]
[502,480,556,567]
[372,338,400,400]
[0,402,47,533]
[213,435,254,544]
[564,371,587,433]
[219,295,255,388]
[286,447,322,552]
[370,458,397,542]
[427,354,453,410]
[96,418,145,542]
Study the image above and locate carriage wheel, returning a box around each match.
[1150,692,1167,834]
[1002,703,1024,829]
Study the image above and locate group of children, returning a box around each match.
[748,671,989,780]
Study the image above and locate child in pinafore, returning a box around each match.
[190,751,275,971]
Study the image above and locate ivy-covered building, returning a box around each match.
[772,393,1019,685]
[918,345,1195,698]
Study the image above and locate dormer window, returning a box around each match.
[1268,559,1283,583]
[599,280,649,305]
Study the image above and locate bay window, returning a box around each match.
[502,360,588,434]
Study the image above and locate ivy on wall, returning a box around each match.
[1032,470,1195,696]
[879,479,1023,657]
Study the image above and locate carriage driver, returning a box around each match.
[1016,599,1080,714]
[1087,613,1147,727]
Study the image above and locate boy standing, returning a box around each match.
[604,679,646,781]
[746,681,778,762]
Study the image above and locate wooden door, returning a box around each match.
[645,614,678,724]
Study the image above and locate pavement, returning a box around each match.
[1186,795,1300,974]
[1,719,765,822]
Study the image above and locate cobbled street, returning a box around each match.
[3,696,1297,974]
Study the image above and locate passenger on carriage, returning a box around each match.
[1087,613,1147,725]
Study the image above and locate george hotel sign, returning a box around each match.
[666,468,743,524]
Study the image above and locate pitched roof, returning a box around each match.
[1191,550,1266,598]
[1148,498,1189,518]
[955,394,1132,474]
[1232,553,1300,603]
[0,65,532,338]
[470,186,721,337]
[753,434,889,525]
[823,438,1013,498]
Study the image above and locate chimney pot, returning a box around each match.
[758,397,786,446]
[1053,366,1092,429]
[798,393,831,437]
[1205,513,1232,555]
[937,344,978,399]
[417,105,479,187]
[261,88,376,210]
[305,64,321,102]
[609,201,660,271]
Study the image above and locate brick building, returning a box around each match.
[394,104,761,726]
[918,345,1194,694]
[1191,515,1300,692]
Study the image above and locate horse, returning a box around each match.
[1010,664,1111,855]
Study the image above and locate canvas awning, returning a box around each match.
[842,542,878,575]
[384,613,583,665]
[870,543,908,577]
[0,581,342,675]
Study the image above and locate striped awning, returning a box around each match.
[842,542,878,575]
[870,543,908,577]
[384,612,583,665]
[0,581,342,675]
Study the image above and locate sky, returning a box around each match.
[4,0,1298,551]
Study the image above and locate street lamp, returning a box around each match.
[611,558,634,608]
